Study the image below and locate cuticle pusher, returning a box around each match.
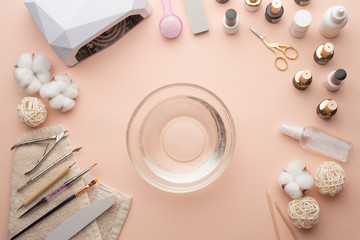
[19,163,97,218]
[17,147,82,192]
[18,163,76,210]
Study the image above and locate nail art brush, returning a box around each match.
[10,179,98,240]
[19,163,97,218]
[17,147,82,192]
[18,163,75,210]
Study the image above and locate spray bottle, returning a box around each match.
[281,123,352,162]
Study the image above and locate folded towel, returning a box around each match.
[8,125,131,240]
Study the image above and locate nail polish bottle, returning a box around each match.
[223,9,239,35]
[281,123,352,162]
[293,69,312,90]
[289,10,312,38]
[317,99,337,119]
[265,0,284,24]
[313,43,334,65]
[294,0,310,6]
[319,6,348,38]
[216,0,229,3]
[324,69,347,91]
[244,0,262,12]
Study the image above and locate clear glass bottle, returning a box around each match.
[281,123,352,162]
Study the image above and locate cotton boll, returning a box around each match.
[54,74,71,92]
[36,71,51,84]
[49,94,65,109]
[26,78,42,94]
[40,82,61,100]
[284,182,303,199]
[295,172,314,190]
[63,83,79,99]
[16,53,33,69]
[13,52,52,94]
[61,97,76,112]
[13,68,34,88]
[32,53,51,74]
[278,171,294,187]
[286,160,305,177]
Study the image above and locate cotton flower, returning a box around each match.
[295,171,314,190]
[286,160,305,178]
[13,53,51,94]
[40,81,61,99]
[278,171,294,187]
[284,182,303,199]
[279,160,314,199]
[40,74,78,112]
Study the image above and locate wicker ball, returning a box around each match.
[315,161,345,197]
[288,196,320,229]
[18,97,47,127]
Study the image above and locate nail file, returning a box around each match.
[45,196,115,240]
[183,0,209,34]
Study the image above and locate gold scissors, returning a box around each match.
[250,28,298,71]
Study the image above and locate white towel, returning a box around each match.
[8,125,131,240]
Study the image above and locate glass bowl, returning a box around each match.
[126,83,236,193]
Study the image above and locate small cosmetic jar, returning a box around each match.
[290,10,312,38]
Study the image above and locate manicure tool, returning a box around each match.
[250,28,298,71]
[18,163,75,210]
[17,147,82,192]
[11,130,68,175]
[19,163,97,218]
[10,179,98,240]
[159,0,183,39]
[46,196,115,240]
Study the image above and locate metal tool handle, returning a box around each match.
[282,46,298,60]
[29,150,76,181]
[24,131,68,175]
[23,166,71,206]
[274,56,288,71]
[25,142,58,175]
[11,136,55,150]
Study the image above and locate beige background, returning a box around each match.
[1,0,360,239]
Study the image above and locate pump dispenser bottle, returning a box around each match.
[319,6,348,38]
[281,123,352,162]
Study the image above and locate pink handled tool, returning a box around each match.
[159,0,182,39]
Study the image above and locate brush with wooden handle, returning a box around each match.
[18,163,75,210]
[19,163,97,218]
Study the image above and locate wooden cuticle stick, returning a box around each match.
[275,201,299,240]
[266,190,280,240]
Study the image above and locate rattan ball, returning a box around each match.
[288,196,320,229]
[315,161,345,197]
[18,97,47,127]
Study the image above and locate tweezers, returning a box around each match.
[11,130,68,175]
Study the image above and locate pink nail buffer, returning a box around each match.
[184,0,209,34]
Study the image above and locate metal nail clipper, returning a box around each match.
[11,130,68,175]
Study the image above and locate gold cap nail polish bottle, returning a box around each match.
[293,69,312,90]
[314,43,334,65]
[317,99,337,119]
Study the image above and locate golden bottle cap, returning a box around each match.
[317,99,337,119]
[271,0,282,14]
[293,69,312,90]
[321,43,334,58]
